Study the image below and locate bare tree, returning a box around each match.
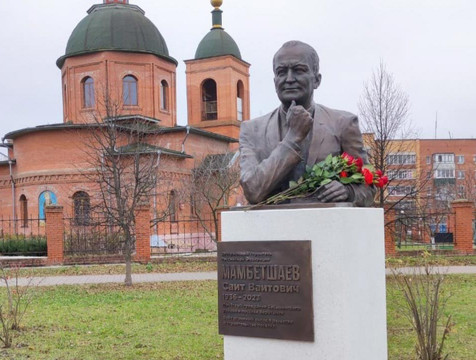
[189,152,240,242]
[79,97,162,286]
[359,61,415,208]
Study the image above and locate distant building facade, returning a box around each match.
[364,135,476,244]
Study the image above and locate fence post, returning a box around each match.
[383,204,397,257]
[216,206,230,242]
[451,200,474,254]
[134,205,151,264]
[45,205,64,265]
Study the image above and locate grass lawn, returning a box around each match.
[0,281,222,360]
[386,255,476,267]
[0,275,474,359]
[387,275,475,360]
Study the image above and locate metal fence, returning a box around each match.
[151,217,216,254]
[393,211,456,251]
[0,216,47,256]
[63,217,126,256]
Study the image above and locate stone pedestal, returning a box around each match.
[221,206,388,360]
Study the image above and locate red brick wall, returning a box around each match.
[45,205,64,265]
[452,200,474,254]
[134,205,151,263]
[61,51,177,127]
[185,55,250,139]
[384,206,397,256]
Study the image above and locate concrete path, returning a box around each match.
[385,265,476,275]
[1,266,474,288]
[0,271,217,287]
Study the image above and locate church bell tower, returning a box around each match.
[185,0,250,140]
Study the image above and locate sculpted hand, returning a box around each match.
[284,100,313,144]
[317,180,350,203]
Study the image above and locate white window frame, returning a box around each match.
[433,153,454,164]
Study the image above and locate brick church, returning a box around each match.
[0,0,249,226]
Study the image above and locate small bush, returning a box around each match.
[390,252,453,360]
[0,264,38,348]
[0,236,47,256]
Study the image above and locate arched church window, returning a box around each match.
[82,77,95,108]
[201,79,217,120]
[160,80,169,111]
[73,191,90,226]
[38,191,57,221]
[123,75,138,106]
[237,80,244,121]
[20,195,28,228]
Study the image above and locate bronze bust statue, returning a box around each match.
[239,41,375,206]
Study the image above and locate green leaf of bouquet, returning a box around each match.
[351,173,363,179]
[324,154,333,164]
[340,177,354,184]
[320,178,332,186]
[289,180,298,188]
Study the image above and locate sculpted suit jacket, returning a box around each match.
[239,103,375,206]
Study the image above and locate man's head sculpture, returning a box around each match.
[272,41,322,109]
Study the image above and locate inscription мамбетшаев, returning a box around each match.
[217,241,314,342]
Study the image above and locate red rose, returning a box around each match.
[340,171,348,178]
[355,157,364,171]
[380,176,388,185]
[342,152,354,165]
[376,178,385,188]
[376,170,383,177]
[362,168,374,185]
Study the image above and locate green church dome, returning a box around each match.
[194,1,241,60]
[195,28,242,60]
[57,3,177,68]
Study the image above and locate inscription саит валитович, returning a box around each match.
[217,241,314,342]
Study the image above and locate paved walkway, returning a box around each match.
[1,266,475,287]
[384,265,476,275]
[0,271,217,287]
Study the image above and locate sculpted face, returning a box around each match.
[273,44,321,109]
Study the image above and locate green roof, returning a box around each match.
[116,143,192,158]
[195,28,241,60]
[57,3,177,68]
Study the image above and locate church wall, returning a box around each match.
[62,52,177,126]
[186,55,250,126]
[10,130,90,175]
[0,126,236,228]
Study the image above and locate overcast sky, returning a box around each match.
[1,0,475,143]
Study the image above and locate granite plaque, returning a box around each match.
[218,240,314,342]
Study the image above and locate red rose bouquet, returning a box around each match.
[262,153,387,205]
